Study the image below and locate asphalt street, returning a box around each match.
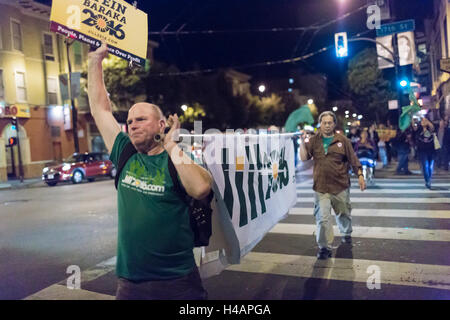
[1,163,450,300]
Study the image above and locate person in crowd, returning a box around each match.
[299,111,365,260]
[395,128,413,175]
[413,116,436,189]
[88,42,212,300]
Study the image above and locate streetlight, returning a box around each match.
[357,115,363,120]
[352,113,357,118]
[345,114,349,118]
[181,104,188,112]
[258,85,266,93]
[307,99,314,105]
[345,110,349,115]
[332,106,338,112]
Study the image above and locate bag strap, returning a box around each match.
[167,156,189,202]
[115,141,137,190]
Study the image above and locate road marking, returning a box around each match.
[226,252,450,291]
[297,189,450,194]
[269,223,450,242]
[24,284,114,300]
[289,208,450,219]
[295,197,450,203]
[24,256,117,300]
[297,183,450,187]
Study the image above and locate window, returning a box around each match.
[11,20,22,51]
[73,42,82,67]
[43,33,55,60]
[47,77,58,105]
[15,71,27,102]
[50,126,60,137]
[0,70,4,101]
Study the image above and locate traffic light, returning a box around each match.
[399,79,409,87]
[11,117,18,131]
[8,137,17,146]
[335,32,348,58]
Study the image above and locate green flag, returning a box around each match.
[399,88,421,131]
[284,105,314,132]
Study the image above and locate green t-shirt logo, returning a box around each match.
[122,159,167,194]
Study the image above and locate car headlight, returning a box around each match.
[62,164,71,171]
[43,167,49,174]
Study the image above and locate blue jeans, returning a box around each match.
[419,151,435,186]
[313,189,352,250]
[378,147,387,166]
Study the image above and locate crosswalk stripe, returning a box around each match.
[226,252,450,291]
[295,197,450,203]
[288,208,450,219]
[297,189,450,194]
[296,183,450,187]
[269,223,450,242]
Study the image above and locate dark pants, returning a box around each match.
[419,151,435,187]
[396,148,409,173]
[116,266,208,300]
[436,146,449,170]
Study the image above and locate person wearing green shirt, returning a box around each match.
[88,42,213,300]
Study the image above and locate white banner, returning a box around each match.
[197,134,297,277]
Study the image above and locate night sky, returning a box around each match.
[37,0,432,99]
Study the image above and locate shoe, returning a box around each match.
[317,248,332,260]
[425,182,431,189]
[341,235,352,244]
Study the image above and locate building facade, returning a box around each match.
[0,0,158,182]
[426,0,450,119]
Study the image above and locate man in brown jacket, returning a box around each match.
[299,111,366,259]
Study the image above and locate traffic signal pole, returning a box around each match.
[12,117,24,182]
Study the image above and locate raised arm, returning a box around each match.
[163,114,213,200]
[87,42,121,153]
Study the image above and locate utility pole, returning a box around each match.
[65,38,79,153]
[12,117,24,182]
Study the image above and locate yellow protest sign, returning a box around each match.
[50,0,148,67]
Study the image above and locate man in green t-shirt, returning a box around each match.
[88,42,213,300]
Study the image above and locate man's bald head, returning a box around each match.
[128,103,165,121]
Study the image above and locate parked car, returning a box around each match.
[42,152,116,186]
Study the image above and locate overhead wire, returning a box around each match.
[148,28,374,77]
[148,3,370,36]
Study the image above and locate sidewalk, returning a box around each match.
[0,177,44,190]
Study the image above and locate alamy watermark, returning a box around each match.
[66,265,81,290]
[367,4,381,30]
[366,265,381,290]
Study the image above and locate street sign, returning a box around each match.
[440,58,450,73]
[388,100,398,110]
[376,19,415,37]
[411,86,427,93]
